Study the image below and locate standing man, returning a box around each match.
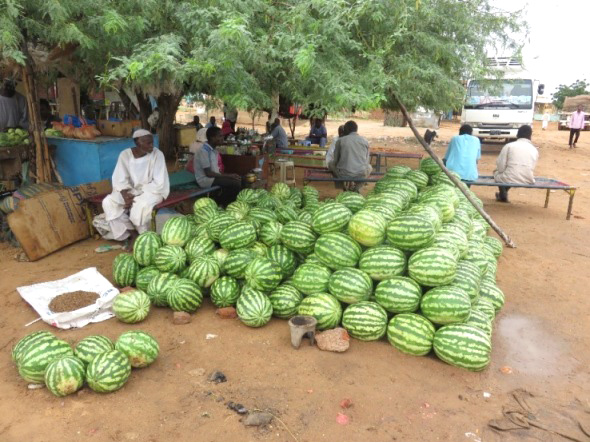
[307,118,327,148]
[226,106,238,133]
[443,124,481,181]
[568,105,585,148]
[270,118,289,150]
[0,78,28,132]
[98,129,170,244]
[493,125,538,203]
[542,111,550,130]
[329,120,371,191]
[205,116,217,129]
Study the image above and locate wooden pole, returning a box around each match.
[392,94,516,248]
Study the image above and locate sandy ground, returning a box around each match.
[1,120,589,442]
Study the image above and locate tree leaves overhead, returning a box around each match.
[552,80,589,110]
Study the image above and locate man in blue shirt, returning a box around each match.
[443,124,481,181]
[307,118,327,147]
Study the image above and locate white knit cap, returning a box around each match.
[132,129,152,139]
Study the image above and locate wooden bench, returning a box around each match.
[303,169,385,187]
[464,175,578,220]
[370,151,423,173]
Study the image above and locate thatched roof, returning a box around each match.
[563,95,590,112]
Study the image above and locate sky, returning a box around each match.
[490,0,590,96]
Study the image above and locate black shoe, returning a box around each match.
[495,192,509,203]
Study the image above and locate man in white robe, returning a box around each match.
[99,129,170,242]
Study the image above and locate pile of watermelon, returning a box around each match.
[113,157,505,371]
[12,330,159,396]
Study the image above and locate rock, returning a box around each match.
[188,368,205,377]
[173,311,191,325]
[216,307,237,319]
[208,371,227,384]
[244,412,273,427]
[340,398,353,409]
[316,328,350,352]
[227,402,248,415]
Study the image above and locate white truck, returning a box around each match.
[460,58,544,141]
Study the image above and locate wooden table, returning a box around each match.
[221,153,269,179]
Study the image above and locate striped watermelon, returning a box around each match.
[74,335,114,365]
[212,248,229,268]
[297,210,313,225]
[44,356,86,397]
[452,260,481,302]
[113,253,139,287]
[314,232,362,270]
[153,245,187,274]
[420,157,442,176]
[185,255,220,288]
[135,266,160,292]
[86,350,131,392]
[419,195,455,222]
[249,242,267,257]
[341,301,388,341]
[258,193,281,210]
[268,285,303,318]
[479,281,505,312]
[378,178,418,200]
[385,165,411,179]
[112,289,151,323]
[473,298,496,321]
[245,256,283,292]
[223,248,257,279]
[386,215,436,251]
[420,285,471,325]
[432,229,468,258]
[161,216,192,247]
[463,247,489,275]
[302,185,319,200]
[18,338,73,383]
[237,188,259,205]
[375,276,422,314]
[115,331,159,368]
[311,202,352,234]
[219,222,257,250]
[236,287,273,327]
[471,218,489,239]
[297,293,342,330]
[359,246,406,281]
[484,236,503,258]
[206,213,238,243]
[291,263,332,295]
[248,207,277,225]
[193,196,217,213]
[276,205,299,224]
[433,324,491,371]
[266,244,298,277]
[133,232,163,266]
[147,272,179,307]
[192,222,211,240]
[366,191,407,213]
[348,209,387,247]
[363,202,399,222]
[226,200,250,220]
[387,313,435,356]
[281,221,317,254]
[12,330,54,364]
[404,203,443,230]
[194,205,219,225]
[166,278,203,312]
[405,170,429,190]
[210,276,241,307]
[328,268,373,304]
[336,192,365,213]
[464,309,493,336]
[271,182,291,201]
[408,247,457,287]
[259,220,283,247]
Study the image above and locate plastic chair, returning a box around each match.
[278,160,295,186]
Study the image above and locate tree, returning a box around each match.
[552,79,590,110]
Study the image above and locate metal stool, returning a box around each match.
[278,160,295,186]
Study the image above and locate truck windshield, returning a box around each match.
[464,79,533,110]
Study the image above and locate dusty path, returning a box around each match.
[0,120,588,441]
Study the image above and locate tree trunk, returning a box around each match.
[270,90,279,121]
[156,92,183,158]
[135,89,152,130]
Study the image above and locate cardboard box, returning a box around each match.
[97,120,141,138]
[8,180,112,261]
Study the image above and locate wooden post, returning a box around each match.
[392,94,516,248]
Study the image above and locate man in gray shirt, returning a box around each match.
[0,78,28,132]
[329,120,371,190]
[270,118,289,149]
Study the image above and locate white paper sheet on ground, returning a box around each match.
[17,267,119,329]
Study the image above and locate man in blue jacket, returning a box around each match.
[443,124,481,181]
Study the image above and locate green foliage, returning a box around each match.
[552,79,590,110]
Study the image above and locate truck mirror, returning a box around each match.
[538,84,545,95]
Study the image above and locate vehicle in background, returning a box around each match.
[558,95,590,130]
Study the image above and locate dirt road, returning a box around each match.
[1,120,588,441]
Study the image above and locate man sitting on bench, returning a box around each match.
[494,124,539,203]
[328,120,372,191]
[100,129,170,243]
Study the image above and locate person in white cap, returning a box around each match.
[98,129,170,245]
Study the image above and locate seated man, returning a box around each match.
[221,119,233,137]
[325,125,344,167]
[306,118,327,148]
[270,118,289,150]
[205,116,217,129]
[328,120,371,191]
[193,115,203,130]
[493,125,539,203]
[443,124,481,181]
[100,129,170,243]
[194,126,242,206]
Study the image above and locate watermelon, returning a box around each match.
[420,285,471,325]
[161,216,192,247]
[248,207,277,225]
[404,203,443,231]
[291,263,332,295]
[147,272,179,307]
[359,246,406,281]
[375,276,422,314]
[378,178,418,200]
[135,266,160,292]
[452,260,481,302]
[405,170,429,190]
[133,232,163,266]
[276,205,299,224]
[473,298,496,321]
[237,188,259,205]
[74,335,114,366]
[297,293,342,330]
[471,218,489,239]
[212,248,229,267]
[112,289,151,323]
[419,195,455,223]
[311,202,352,235]
[193,197,217,213]
[463,247,489,275]
[223,248,257,279]
[385,165,411,179]
[366,192,407,213]
[408,247,457,287]
[386,215,436,251]
[18,337,73,383]
[219,222,257,250]
[244,256,283,292]
[479,281,505,312]
[297,211,313,225]
[484,236,503,258]
[281,221,317,254]
[86,350,131,392]
[115,331,159,368]
[250,241,268,256]
[336,191,365,213]
[153,245,187,274]
[433,324,491,371]
[166,278,203,312]
[328,268,373,304]
[259,220,283,247]
[44,356,86,397]
[314,232,362,270]
[185,255,220,288]
[210,277,241,307]
[271,182,291,201]
[206,213,237,243]
[194,205,219,224]
[12,330,54,365]
[236,287,273,327]
[363,202,398,222]
[347,209,387,247]
[226,200,250,220]
[420,157,442,176]
[113,253,139,287]
[464,309,493,336]
[268,284,303,318]
[266,244,298,277]
[258,193,281,210]
[387,313,436,356]
[342,301,388,341]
